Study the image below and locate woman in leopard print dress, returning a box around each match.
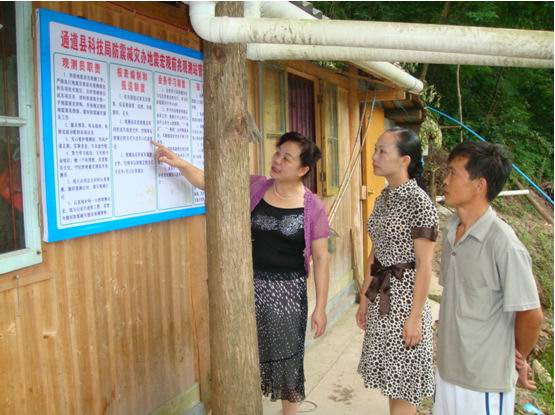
[357,127,438,415]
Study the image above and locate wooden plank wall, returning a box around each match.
[328,87,354,281]
[0,2,209,415]
[253,61,363,313]
[305,82,360,315]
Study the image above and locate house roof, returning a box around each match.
[290,1,326,20]
[288,2,425,124]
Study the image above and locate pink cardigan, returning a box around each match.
[249,175,330,275]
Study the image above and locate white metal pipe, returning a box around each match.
[355,62,423,94]
[0,116,27,127]
[260,1,424,93]
[496,189,531,196]
[188,3,553,60]
[260,1,313,20]
[436,189,530,202]
[244,1,261,19]
[247,44,554,69]
[186,2,423,93]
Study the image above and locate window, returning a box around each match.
[321,81,340,196]
[259,64,287,176]
[259,65,344,196]
[0,2,42,274]
[288,72,317,192]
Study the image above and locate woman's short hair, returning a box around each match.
[277,132,322,174]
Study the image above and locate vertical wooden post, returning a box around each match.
[203,2,262,414]
[456,64,464,143]
[348,66,364,292]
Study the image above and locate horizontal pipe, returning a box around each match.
[188,1,424,93]
[355,62,423,93]
[247,44,554,68]
[259,1,423,93]
[189,3,553,60]
[436,189,530,202]
[260,1,314,20]
[0,116,27,127]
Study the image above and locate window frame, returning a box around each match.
[258,63,288,176]
[321,80,340,196]
[0,2,42,274]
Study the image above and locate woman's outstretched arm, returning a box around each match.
[152,140,205,190]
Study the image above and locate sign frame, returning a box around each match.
[37,8,205,242]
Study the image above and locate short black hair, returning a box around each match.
[448,141,512,201]
[277,132,322,176]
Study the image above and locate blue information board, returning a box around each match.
[37,8,205,242]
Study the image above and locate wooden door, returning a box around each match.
[361,106,386,265]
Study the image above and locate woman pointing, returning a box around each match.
[153,132,330,415]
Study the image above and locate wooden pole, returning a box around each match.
[350,229,363,297]
[203,3,262,414]
[456,64,464,143]
[516,181,554,225]
[348,66,364,298]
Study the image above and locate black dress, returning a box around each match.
[251,198,307,402]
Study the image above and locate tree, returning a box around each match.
[314,1,554,190]
[204,2,262,414]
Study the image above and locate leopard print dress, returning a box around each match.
[358,179,438,406]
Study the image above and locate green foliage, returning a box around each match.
[537,342,554,415]
[490,196,553,415]
[313,1,554,191]
[433,64,554,190]
[427,293,442,304]
[493,196,554,313]
[313,5,553,412]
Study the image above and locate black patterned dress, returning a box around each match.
[358,179,438,406]
[251,198,307,402]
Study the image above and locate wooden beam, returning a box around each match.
[384,108,423,122]
[204,3,262,414]
[358,89,407,102]
[346,71,395,87]
[385,109,423,118]
[351,63,400,89]
[284,60,350,90]
[0,271,53,293]
[150,383,201,415]
[396,123,422,133]
[516,181,554,224]
[109,2,192,31]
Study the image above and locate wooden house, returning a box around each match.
[0,2,424,414]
